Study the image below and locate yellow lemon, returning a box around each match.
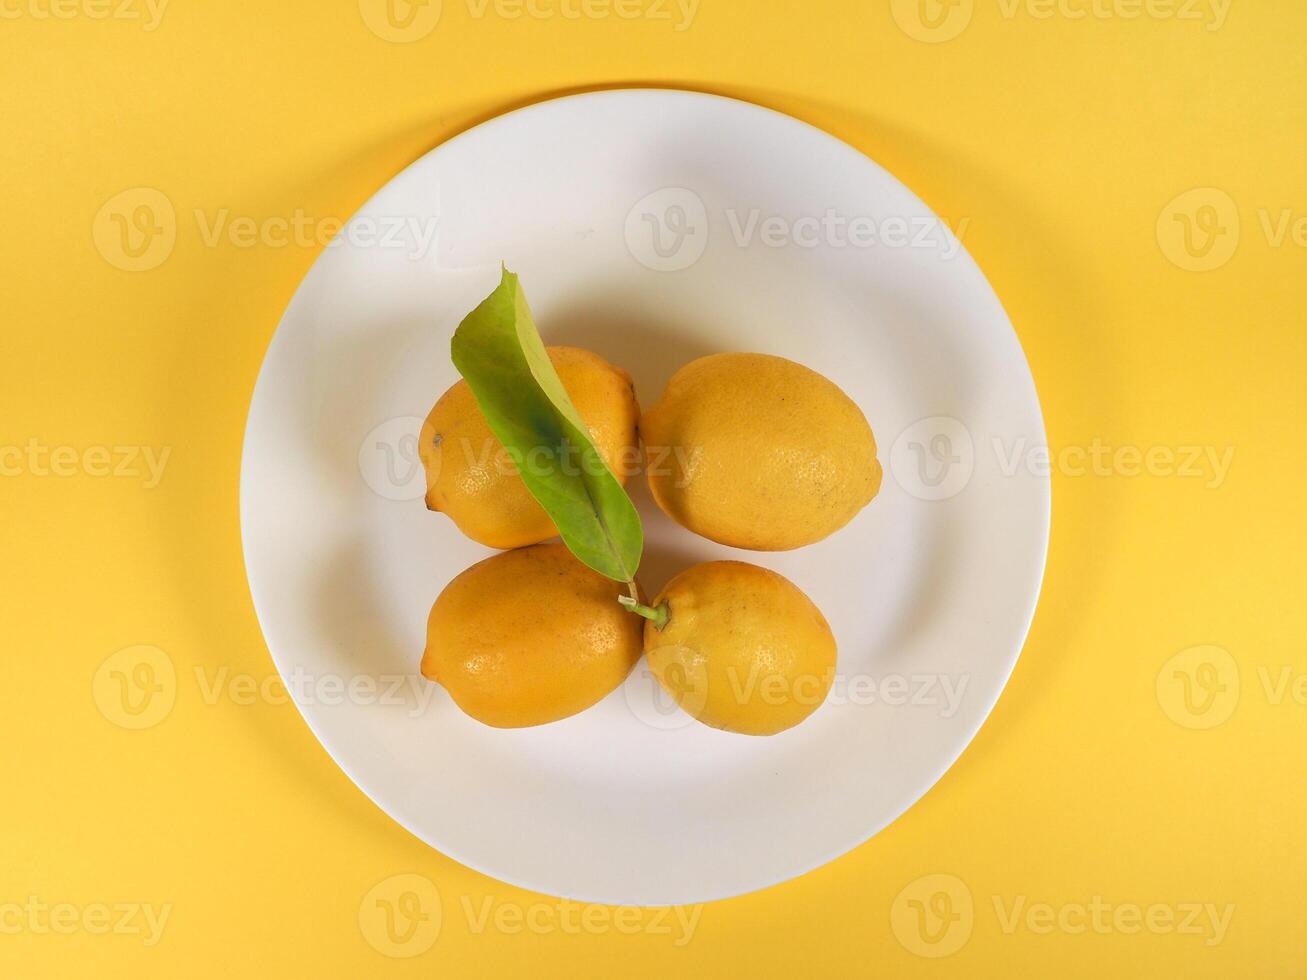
[641,352,881,550]
[643,561,836,736]
[421,543,643,728]
[421,346,639,549]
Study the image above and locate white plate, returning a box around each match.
[241,89,1049,906]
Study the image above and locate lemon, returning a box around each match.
[421,346,639,549]
[421,543,643,728]
[642,561,836,736]
[640,352,881,550]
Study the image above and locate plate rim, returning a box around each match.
[239,86,1051,906]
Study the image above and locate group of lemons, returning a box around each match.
[418,347,881,736]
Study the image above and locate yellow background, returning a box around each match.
[3,0,1304,976]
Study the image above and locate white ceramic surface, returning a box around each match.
[240,89,1049,906]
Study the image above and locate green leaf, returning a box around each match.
[450,267,643,584]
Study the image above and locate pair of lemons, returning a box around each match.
[419,347,882,735]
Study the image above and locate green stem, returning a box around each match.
[619,582,670,631]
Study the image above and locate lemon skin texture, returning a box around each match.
[421,543,644,729]
[421,346,639,549]
[644,561,837,736]
[641,352,881,551]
